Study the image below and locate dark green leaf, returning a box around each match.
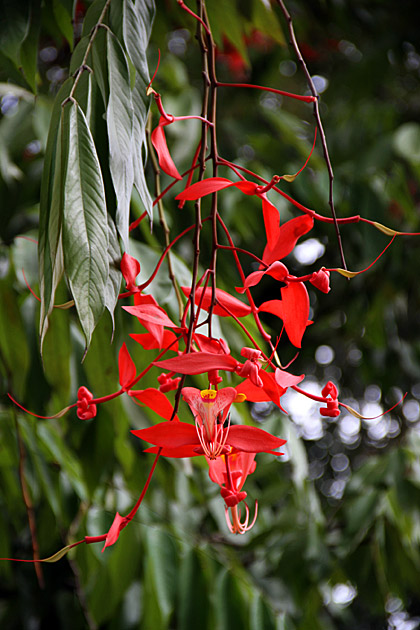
[106,30,134,248]
[62,101,108,348]
[38,78,72,349]
[123,0,155,221]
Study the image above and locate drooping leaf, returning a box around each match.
[106,30,134,248]
[62,101,109,348]
[39,79,72,349]
[123,0,155,221]
[0,0,31,67]
[104,215,122,327]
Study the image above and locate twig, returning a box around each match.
[146,114,184,320]
[276,0,347,270]
[13,412,44,588]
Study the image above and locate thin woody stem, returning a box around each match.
[13,412,44,587]
[146,114,184,319]
[217,214,272,342]
[276,0,347,270]
[66,0,111,103]
[200,1,219,338]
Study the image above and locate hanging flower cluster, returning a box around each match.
[6,0,415,565]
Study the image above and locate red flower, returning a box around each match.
[131,387,285,459]
[207,452,259,534]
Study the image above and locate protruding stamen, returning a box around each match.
[225,500,258,534]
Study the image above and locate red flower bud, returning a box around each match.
[77,386,97,420]
[309,267,330,293]
[157,373,182,393]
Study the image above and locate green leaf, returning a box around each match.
[39,78,72,349]
[62,101,109,348]
[0,0,31,66]
[42,281,71,407]
[178,547,210,630]
[19,0,41,93]
[252,0,285,45]
[0,273,30,399]
[215,568,248,630]
[104,215,122,329]
[206,2,249,68]
[106,30,134,248]
[123,0,155,221]
[145,529,177,624]
[250,593,277,630]
[52,0,74,50]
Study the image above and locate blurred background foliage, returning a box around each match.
[1,0,420,628]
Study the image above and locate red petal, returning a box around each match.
[181,286,252,317]
[131,421,198,448]
[261,196,280,250]
[118,343,136,390]
[129,388,178,421]
[175,177,234,200]
[182,386,237,419]
[102,512,127,551]
[228,425,286,454]
[153,352,238,374]
[151,118,182,180]
[233,180,258,195]
[258,299,284,319]
[262,215,314,265]
[193,334,229,354]
[123,304,177,327]
[120,253,140,290]
[237,261,288,294]
[280,282,310,348]
[235,370,286,410]
[275,367,305,389]
[130,331,179,351]
[144,445,201,458]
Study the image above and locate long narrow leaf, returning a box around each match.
[106,30,134,248]
[38,79,72,349]
[62,101,109,348]
[123,0,155,221]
